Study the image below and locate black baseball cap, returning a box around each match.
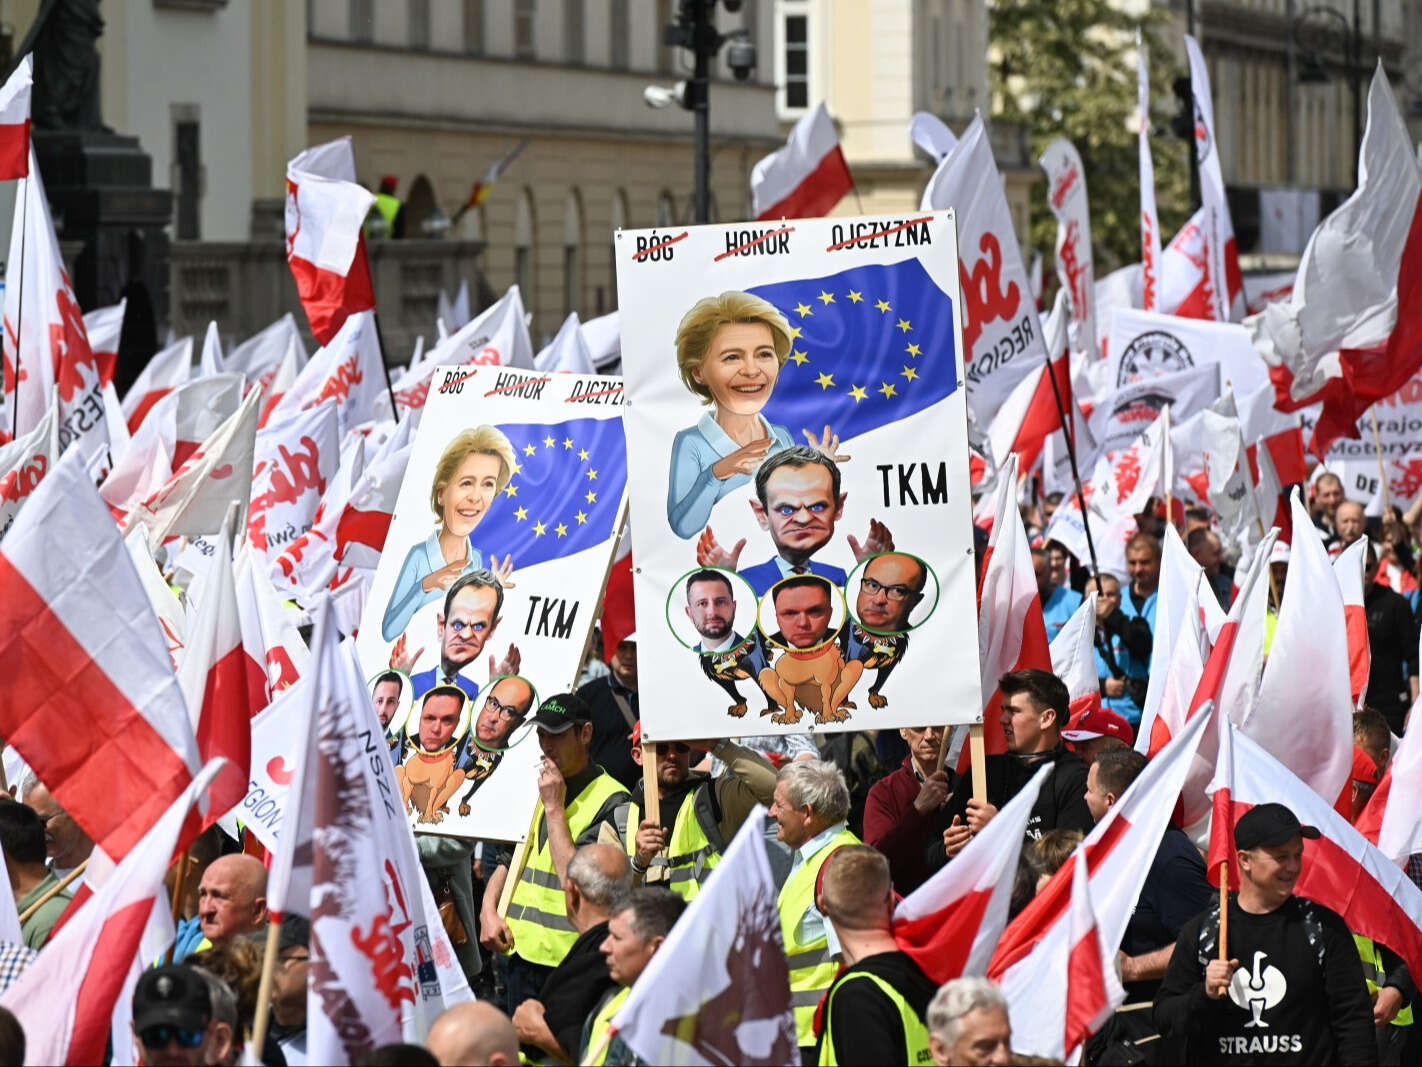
[1234,803,1321,850]
[133,964,212,1034]
[531,693,592,734]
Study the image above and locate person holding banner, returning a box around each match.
[1154,804,1376,1064]
[666,291,844,540]
[812,845,935,1066]
[768,759,860,1061]
[381,425,518,641]
[479,693,630,1015]
[604,722,776,900]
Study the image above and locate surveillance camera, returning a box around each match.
[644,84,677,109]
[726,38,756,81]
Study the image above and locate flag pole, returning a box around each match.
[164,850,192,966]
[641,743,660,828]
[1217,861,1229,962]
[18,856,88,923]
[249,916,283,1057]
[1369,409,1392,516]
[370,311,401,424]
[10,172,27,440]
[1042,351,1103,594]
[967,723,987,804]
[498,799,542,921]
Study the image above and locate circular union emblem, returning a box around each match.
[1117,330,1193,386]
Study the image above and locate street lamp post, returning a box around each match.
[1294,1,1363,186]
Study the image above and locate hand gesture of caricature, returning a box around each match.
[711,436,774,481]
[847,518,894,562]
[488,553,516,589]
[421,558,467,594]
[389,633,422,674]
[802,425,851,464]
[491,643,521,678]
[696,525,746,569]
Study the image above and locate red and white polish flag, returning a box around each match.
[1332,537,1371,707]
[258,333,304,428]
[1040,139,1097,361]
[286,137,377,345]
[1357,692,1422,861]
[0,55,31,180]
[894,764,1052,983]
[1063,845,1125,1063]
[1136,31,1161,312]
[234,541,309,709]
[81,298,126,392]
[750,102,853,222]
[1207,719,1422,983]
[262,309,385,436]
[0,447,200,861]
[177,509,255,824]
[335,430,414,570]
[0,401,55,541]
[1186,35,1243,323]
[124,525,187,673]
[1248,490,1353,807]
[1049,592,1102,721]
[0,759,225,1067]
[1136,525,1210,752]
[119,335,193,433]
[986,298,1071,479]
[973,453,1052,762]
[989,705,1214,1060]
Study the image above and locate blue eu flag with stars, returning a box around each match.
[752,258,959,443]
[470,416,626,571]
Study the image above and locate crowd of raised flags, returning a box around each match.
[0,20,1415,1067]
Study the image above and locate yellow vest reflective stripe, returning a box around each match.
[1354,933,1414,1027]
[818,970,933,1066]
[779,827,860,1046]
[582,986,630,1066]
[627,789,720,901]
[506,771,626,967]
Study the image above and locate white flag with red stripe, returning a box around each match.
[0,448,200,861]
[0,759,224,1067]
[989,705,1214,1059]
[0,55,31,180]
[123,384,261,542]
[266,599,469,1061]
[234,541,309,708]
[124,525,187,673]
[1357,691,1422,861]
[1062,847,1125,1063]
[750,102,853,221]
[270,428,371,600]
[3,147,107,474]
[335,429,414,570]
[1137,526,1212,753]
[1160,208,1245,321]
[258,333,304,428]
[986,292,1071,477]
[922,114,1050,427]
[976,454,1051,759]
[0,400,55,540]
[1238,382,1307,487]
[263,310,385,436]
[226,312,304,383]
[1207,720,1422,982]
[894,764,1051,983]
[120,336,192,433]
[82,298,126,391]
[1333,537,1370,706]
[1248,491,1352,806]
[1041,139,1097,361]
[177,510,254,823]
[1137,32,1161,311]
[286,138,377,345]
[1186,36,1242,322]
[1050,592,1101,720]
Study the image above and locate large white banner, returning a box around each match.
[1305,373,1422,510]
[1088,363,1219,459]
[616,211,980,742]
[1107,308,1268,397]
[353,366,627,840]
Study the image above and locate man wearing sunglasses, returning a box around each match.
[391,570,521,704]
[131,964,226,1067]
[606,721,776,901]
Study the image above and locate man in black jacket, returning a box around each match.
[1363,544,1419,735]
[1154,804,1377,1065]
[931,669,1093,869]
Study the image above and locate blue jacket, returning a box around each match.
[739,557,847,598]
[1094,630,1146,725]
[1120,586,1158,635]
[1041,584,1084,642]
[410,668,479,704]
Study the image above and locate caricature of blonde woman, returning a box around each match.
[381,425,517,641]
[666,290,847,539]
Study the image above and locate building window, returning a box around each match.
[463,0,483,53]
[172,105,202,240]
[777,3,810,115]
[349,0,374,43]
[656,0,674,74]
[656,191,676,226]
[515,188,536,314]
[610,0,629,70]
[409,0,430,49]
[563,0,584,63]
[563,190,583,315]
[514,0,536,59]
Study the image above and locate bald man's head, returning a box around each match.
[426,1001,519,1066]
[565,843,632,930]
[197,854,268,943]
[1335,500,1366,545]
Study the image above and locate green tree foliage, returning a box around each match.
[990,0,1193,274]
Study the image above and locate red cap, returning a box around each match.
[1351,745,1381,787]
[1061,706,1134,746]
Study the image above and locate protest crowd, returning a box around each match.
[1,15,1422,1067]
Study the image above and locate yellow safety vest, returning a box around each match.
[626,788,721,901]
[372,192,400,233]
[779,827,860,1047]
[505,771,627,968]
[581,985,630,1066]
[1354,933,1414,1027]
[817,970,933,1066]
